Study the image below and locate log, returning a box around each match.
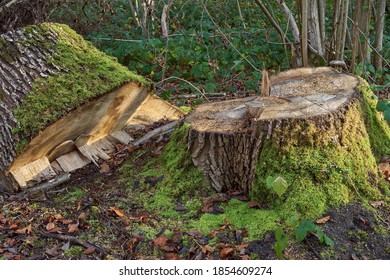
[181,67,390,195]
[0,23,184,191]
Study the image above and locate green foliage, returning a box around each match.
[274,227,288,259]
[274,218,334,259]
[295,219,334,247]
[376,100,390,123]
[266,175,288,198]
[49,0,288,100]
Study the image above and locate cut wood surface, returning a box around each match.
[184,67,389,193]
[0,23,184,191]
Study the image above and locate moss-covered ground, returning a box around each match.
[0,81,389,260]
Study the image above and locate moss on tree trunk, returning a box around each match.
[162,68,390,221]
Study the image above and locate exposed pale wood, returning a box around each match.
[56,151,91,173]
[109,130,134,145]
[47,140,76,162]
[10,157,56,188]
[128,94,184,126]
[76,136,114,166]
[261,69,270,97]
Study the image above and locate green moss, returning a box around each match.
[61,188,85,203]
[357,79,390,159]
[118,83,389,241]
[64,246,84,257]
[121,123,210,220]
[12,23,148,148]
[192,199,280,239]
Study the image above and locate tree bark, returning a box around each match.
[373,0,386,69]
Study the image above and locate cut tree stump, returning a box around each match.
[182,67,390,195]
[0,23,184,191]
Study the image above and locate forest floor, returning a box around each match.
[0,124,389,261]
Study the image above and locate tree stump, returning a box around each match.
[0,23,184,191]
[184,67,390,197]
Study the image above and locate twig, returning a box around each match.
[16,173,71,200]
[40,231,108,257]
[155,76,209,101]
[202,2,262,72]
[132,120,180,146]
[169,92,226,99]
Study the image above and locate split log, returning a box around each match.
[0,23,184,192]
[182,67,390,194]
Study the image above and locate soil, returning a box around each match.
[0,131,389,260]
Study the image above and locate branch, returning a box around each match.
[254,0,291,46]
[16,173,71,200]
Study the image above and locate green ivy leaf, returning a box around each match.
[266,176,276,189]
[272,176,288,197]
[274,227,288,259]
[324,235,335,247]
[376,100,389,112]
[295,219,315,242]
[384,109,390,123]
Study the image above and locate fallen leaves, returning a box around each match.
[370,200,385,208]
[316,215,331,224]
[378,160,390,181]
[109,206,125,218]
[15,224,32,235]
[83,247,96,255]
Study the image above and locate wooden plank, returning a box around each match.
[56,151,91,172]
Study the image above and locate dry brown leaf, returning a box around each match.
[370,200,385,207]
[45,247,59,256]
[236,243,249,249]
[153,236,169,247]
[220,247,235,260]
[15,224,32,235]
[49,226,62,233]
[351,254,359,260]
[202,244,212,254]
[46,222,56,231]
[316,215,331,224]
[78,212,86,220]
[99,163,111,174]
[248,200,261,209]
[83,247,96,255]
[10,224,18,230]
[110,206,125,217]
[68,224,79,233]
[62,219,73,225]
[164,253,179,260]
[0,213,4,219]
[241,255,250,260]
[54,214,63,220]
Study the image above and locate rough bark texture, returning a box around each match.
[183,67,390,194]
[0,23,184,191]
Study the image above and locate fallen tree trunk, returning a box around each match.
[176,67,390,200]
[0,23,184,191]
